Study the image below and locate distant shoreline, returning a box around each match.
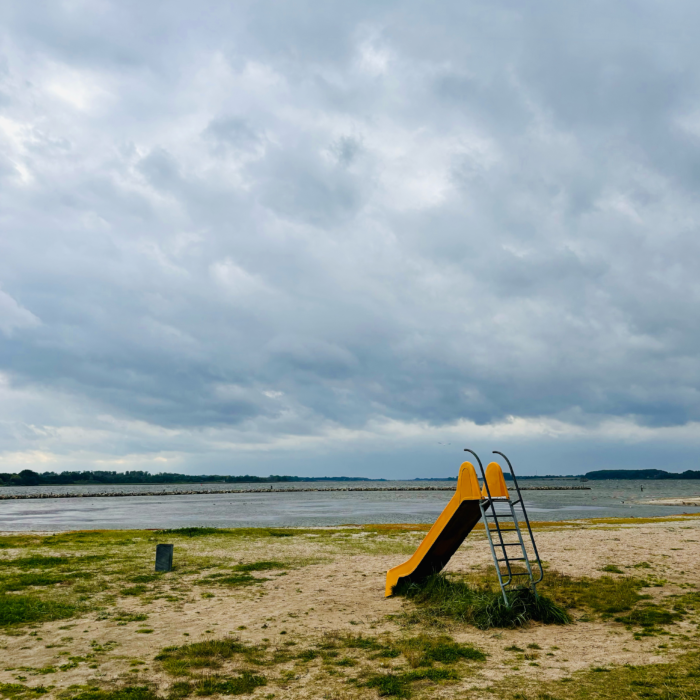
[0,485,592,500]
[2,466,700,489]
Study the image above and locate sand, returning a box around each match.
[1,516,699,699]
[641,496,700,506]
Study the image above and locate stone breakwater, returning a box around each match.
[0,486,590,500]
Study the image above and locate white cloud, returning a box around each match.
[0,289,40,337]
[1,1,700,476]
[210,259,270,299]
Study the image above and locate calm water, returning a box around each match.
[0,479,698,531]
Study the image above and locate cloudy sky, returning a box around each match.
[1,1,699,478]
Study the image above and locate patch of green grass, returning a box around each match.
[334,657,357,667]
[615,605,682,628]
[120,586,148,597]
[90,640,119,654]
[40,531,151,549]
[372,648,402,659]
[495,650,700,700]
[0,572,92,592]
[672,590,700,611]
[394,635,486,666]
[362,668,459,698]
[15,666,57,676]
[341,634,387,651]
[156,528,219,538]
[601,565,624,574]
[0,574,68,591]
[0,556,71,569]
[176,673,267,697]
[0,555,103,570]
[113,612,149,623]
[301,632,485,670]
[395,574,570,629]
[0,535,43,550]
[59,686,160,700]
[296,649,319,662]
[540,572,646,615]
[0,594,77,627]
[264,529,294,538]
[230,561,287,573]
[128,575,162,584]
[198,573,262,587]
[0,684,50,699]
[155,638,263,676]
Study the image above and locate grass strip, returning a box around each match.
[361,668,459,698]
[169,673,266,697]
[230,561,286,572]
[0,594,77,627]
[60,687,159,700]
[395,635,486,665]
[155,638,264,676]
[505,650,700,699]
[0,684,50,699]
[540,572,646,615]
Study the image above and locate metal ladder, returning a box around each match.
[464,449,544,604]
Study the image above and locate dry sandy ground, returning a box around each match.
[641,496,700,506]
[1,517,699,699]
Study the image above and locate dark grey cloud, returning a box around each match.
[1,0,699,476]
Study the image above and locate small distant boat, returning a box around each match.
[579,476,589,483]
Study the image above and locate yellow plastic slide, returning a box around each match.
[385,461,484,597]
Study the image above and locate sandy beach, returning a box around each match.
[641,497,700,506]
[1,515,699,700]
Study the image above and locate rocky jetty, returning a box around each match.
[0,485,590,500]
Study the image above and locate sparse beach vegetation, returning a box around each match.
[0,516,699,699]
[394,573,570,628]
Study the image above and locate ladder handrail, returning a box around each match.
[493,450,544,585]
[465,449,515,593]
[465,448,544,604]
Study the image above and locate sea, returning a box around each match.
[0,479,699,531]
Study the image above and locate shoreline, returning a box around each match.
[1,511,699,536]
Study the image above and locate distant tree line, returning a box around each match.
[0,470,374,487]
[584,469,700,480]
[4,467,697,486]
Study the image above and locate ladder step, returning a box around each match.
[475,454,544,596]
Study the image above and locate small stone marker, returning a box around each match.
[155,543,174,572]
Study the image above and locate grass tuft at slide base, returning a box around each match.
[394,573,571,628]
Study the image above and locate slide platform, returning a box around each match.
[385,461,484,597]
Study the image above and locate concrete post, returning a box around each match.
[155,543,174,572]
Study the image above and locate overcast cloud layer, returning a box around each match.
[1,1,700,477]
